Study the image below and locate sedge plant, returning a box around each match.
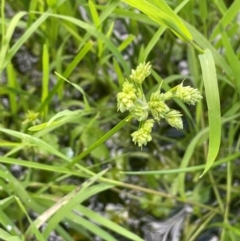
[1,0,239,240]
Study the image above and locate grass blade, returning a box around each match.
[6,63,17,114]
[41,169,111,238]
[199,49,221,176]
[210,0,240,40]
[15,197,45,241]
[122,0,192,41]
[41,44,50,118]
[1,0,66,71]
[0,11,26,71]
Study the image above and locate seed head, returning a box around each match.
[131,119,154,148]
[130,62,152,84]
[117,81,137,112]
[165,110,183,130]
[148,92,170,121]
[176,83,202,105]
[131,100,149,121]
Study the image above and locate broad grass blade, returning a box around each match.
[122,0,192,41]
[199,49,221,177]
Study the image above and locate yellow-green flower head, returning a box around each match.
[25,110,39,122]
[165,110,183,129]
[131,99,149,121]
[160,91,173,101]
[148,92,170,121]
[143,118,155,132]
[22,110,39,125]
[117,81,137,112]
[131,119,154,148]
[176,83,202,105]
[130,62,152,84]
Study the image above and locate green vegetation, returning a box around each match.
[0,0,240,240]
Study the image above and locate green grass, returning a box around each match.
[0,0,240,240]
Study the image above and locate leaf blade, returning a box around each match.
[199,49,221,176]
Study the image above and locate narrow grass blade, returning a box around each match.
[89,0,103,58]
[210,0,240,41]
[15,197,45,241]
[6,63,17,114]
[36,12,129,74]
[121,152,240,175]
[213,0,227,15]
[55,72,90,109]
[0,128,71,162]
[0,228,12,240]
[0,167,44,213]
[76,204,145,241]
[0,127,94,175]
[0,228,22,241]
[67,212,119,241]
[28,110,83,131]
[220,25,240,92]
[199,49,221,176]
[113,58,125,86]
[184,21,233,78]
[41,170,111,238]
[68,115,131,167]
[118,34,135,51]
[0,156,87,178]
[38,41,93,112]
[1,0,66,71]
[0,11,26,71]
[0,209,21,236]
[41,44,50,117]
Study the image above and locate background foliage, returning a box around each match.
[0,0,240,240]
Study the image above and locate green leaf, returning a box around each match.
[41,170,112,238]
[66,212,118,241]
[184,21,233,78]
[210,0,240,41]
[15,197,45,241]
[41,44,50,117]
[122,0,192,41]
[76,204,145,241]
[199,49,221,176]
[1,0,67,71]
[0,11,26,71]
[37,12,129,74]
[141,0,190,62]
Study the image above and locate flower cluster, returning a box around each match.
[130,62,152,84]
[117,81,137,112]
[117,62,202,148]
[175,83,202,105]
[131,119,154,148]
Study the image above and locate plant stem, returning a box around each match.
[67,115,132,167]
[189,40,204,54]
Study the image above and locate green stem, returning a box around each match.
[67,115,132,167]
[189,40,204,54]
[221,121,235,241]
[99,176,221,214]
[208,171,224,213]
